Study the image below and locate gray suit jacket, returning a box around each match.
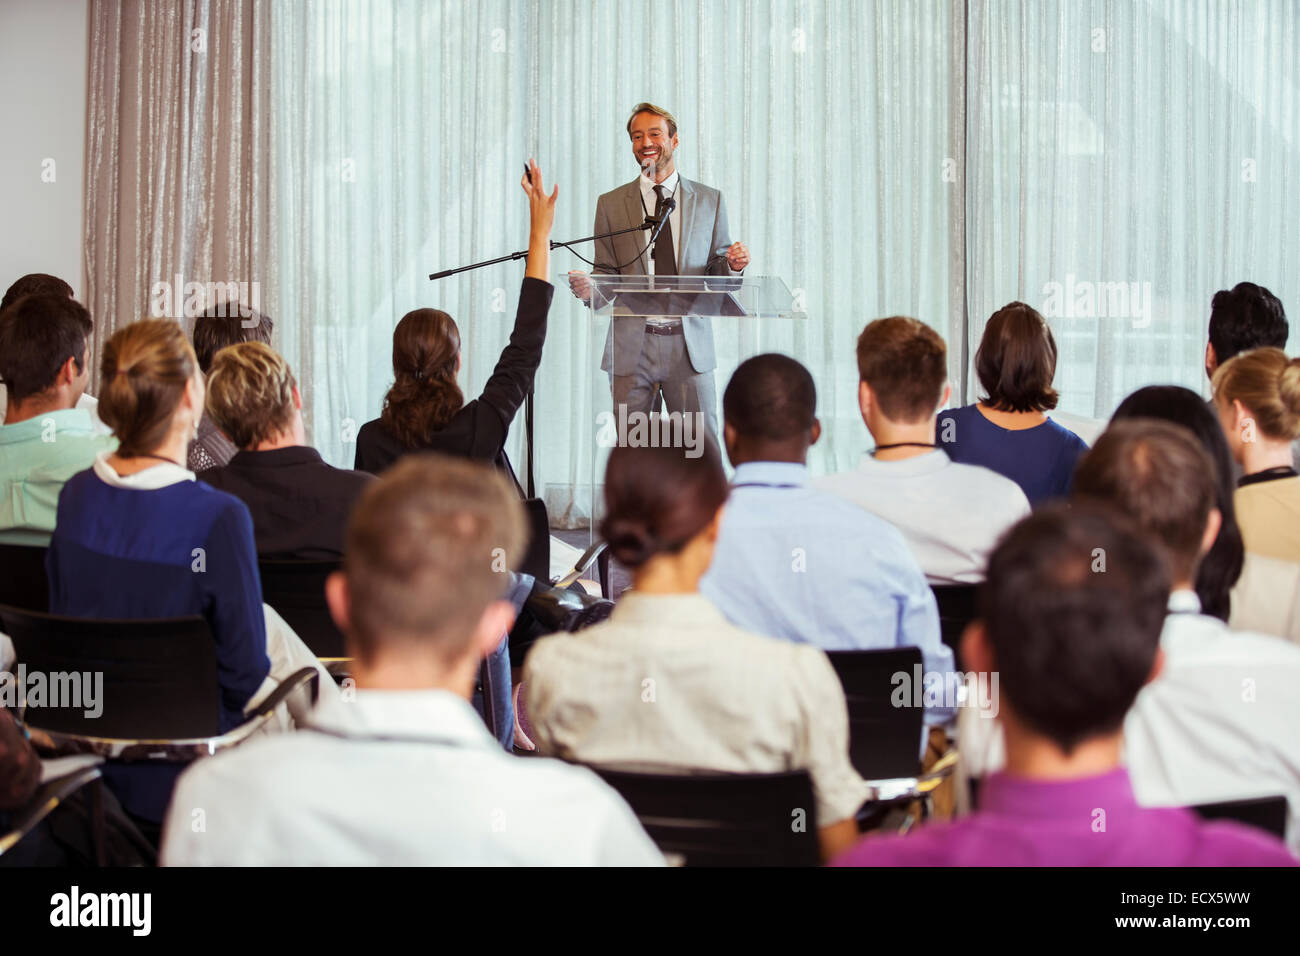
[592,177,734,376]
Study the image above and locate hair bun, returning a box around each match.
[1280,357,1300,419]
[600,516,657,568]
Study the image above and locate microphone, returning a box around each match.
[645,196,677,248]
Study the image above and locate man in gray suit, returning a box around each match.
[569,103,749,431]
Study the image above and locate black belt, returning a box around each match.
[644,322,683,336]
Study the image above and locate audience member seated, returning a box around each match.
[837,503,1295,866]
[525,439,869,862]
[815,316,1030,583]
[187,301,273,472]
[198,341,372,560]
[1111,385,1243,622]
[1213,347,1300,564]
[0,274,108,433]
[1204,281,1295,477]
[354,160,557,481]
[0,295,116,545]
[45,319,327,828]
[160,455,662,865]
[936,301,1088,506]
[961,420,1300,856]
[699,353,954,722]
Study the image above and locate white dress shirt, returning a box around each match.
[524,591,870,825]
[160,688,664,866]
[958,590,1300,855]
[814,449,1031,584]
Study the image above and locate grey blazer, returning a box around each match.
[592,177,734,376]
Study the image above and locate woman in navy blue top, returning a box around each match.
[937,301,1088,506]
[48,318,271,824]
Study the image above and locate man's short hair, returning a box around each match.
[1071,419,1216,585]
[856,317,947,423]
[626,102,677,138]
[205,341,298,450]
[976,301,1060,412]
[0,294,93,403]
[192,303,273,374]
[343,455,526,664]
[723,353,816,442]
[980,504,1170,755]
[1208,282,1288,365]
[1,273,74,314]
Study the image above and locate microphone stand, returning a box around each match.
[427,219,658,500]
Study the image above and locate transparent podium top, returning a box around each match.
[589,274,795,319]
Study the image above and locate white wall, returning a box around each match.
[0,0,89,299]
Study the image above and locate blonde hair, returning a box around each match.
[626,102,677,138]
[205,341,297,450]
[1212,347,1300,442]
[99,319,198,456]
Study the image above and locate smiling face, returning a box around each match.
[628,111,678,182]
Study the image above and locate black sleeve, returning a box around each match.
[477,276,554,442]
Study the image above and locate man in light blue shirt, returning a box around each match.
[700,354,954,724]
[0,294,116,545]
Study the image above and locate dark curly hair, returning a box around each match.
[381,308,466,449]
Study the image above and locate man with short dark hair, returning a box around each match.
[199,341,371,560]
[160,455,662,865]
[0,294,116,544]
[837,503,1295,866]
[1204,282,1296,476]
[566,103,749,432]
[701,353,953,721]
[815,317,1030,583]
[187,302,274,471]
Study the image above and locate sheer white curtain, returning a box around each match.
[965,0,1299,421]
[267,0,962,524]
[264,0,1299,519]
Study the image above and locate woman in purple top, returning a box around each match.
[835,506,1296,867]
[937,302,1088,507]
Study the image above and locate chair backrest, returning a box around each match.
[931,583,979,670]
[590,766,820,866]
[258,559,346,659]
[1192,795,1288,840]
[519,498,551,582]
[826,646,924,780]
[0,603,221,739]
[0,544,50,612]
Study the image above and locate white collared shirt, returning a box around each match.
[91,450,194,489]
[958,590,1300,855]
[159,688,664,865]
[638,169,681,276]
[814,449,1031,584]
[524,591,870,825]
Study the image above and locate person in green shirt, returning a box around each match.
[0,293,116,545]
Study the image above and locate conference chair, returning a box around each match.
[0,543,50,612]
[0,603,317,760]
[589,767,821,866]
[931,583,979,669]
[0,764,105,865]
[826,647,960,826]
[1192,795,1288,840]
[258,559,347,661]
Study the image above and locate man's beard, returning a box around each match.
[640,146,674,180]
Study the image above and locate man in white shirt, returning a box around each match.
[815,316,1030,583]
[160,455,662,866]
[960,419,1300,854]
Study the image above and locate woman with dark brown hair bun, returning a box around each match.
[354,160,558,481]
[937,301,1089,506]
[523,437,869,863]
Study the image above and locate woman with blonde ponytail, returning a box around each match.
[46,318,324,830]
[1213,347,1300,563]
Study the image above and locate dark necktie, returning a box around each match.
[653,184,676,276]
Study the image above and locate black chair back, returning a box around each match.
[590,767,820,867]
[0,544,49,612]
[519,498,551,582]
[1192,795,1288,840]
[826,647,924,780]
[0,603,221,739]
[258,559,346,659]
[931,584,979,670]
